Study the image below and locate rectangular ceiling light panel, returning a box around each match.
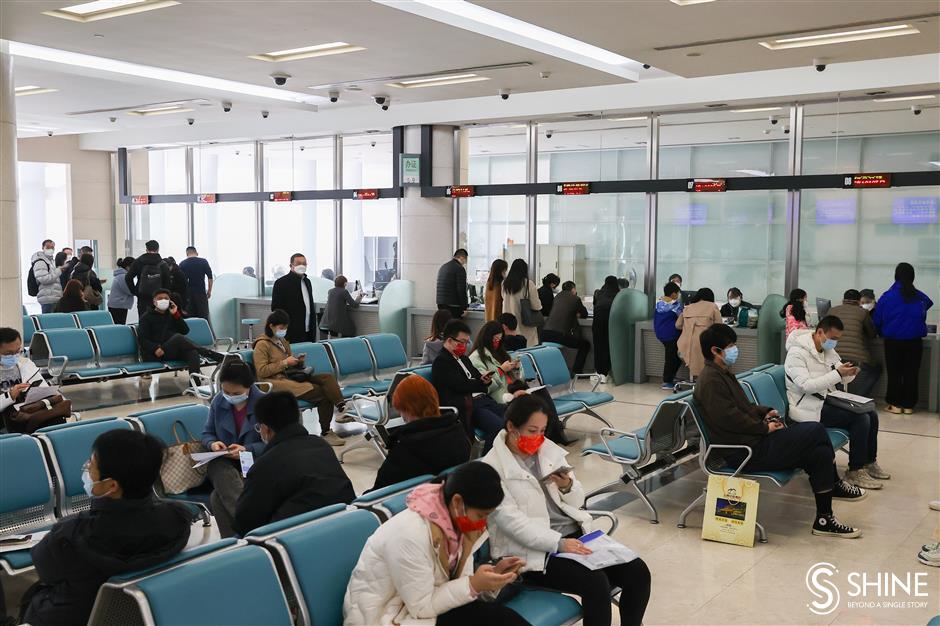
[127,105,193,116]
[15,85,58,96]
[388,73,490,88]
[45,0,179,22]
[250,42,366,62]
[871,94,935,102]
[669,0,719,5]
[759,24,919,50]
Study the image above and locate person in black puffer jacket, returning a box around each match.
[164,256,190,314]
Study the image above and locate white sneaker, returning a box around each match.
[598,374,608,384]
[929,500,940,511]
[844,469,882,490]
[917,545,940,567]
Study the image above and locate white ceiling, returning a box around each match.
[2,0,939,143]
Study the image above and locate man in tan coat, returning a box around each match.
[828,289,880,398]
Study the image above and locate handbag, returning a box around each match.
[83,285,103,308]
[519,283,545,329]
[283,366,313,383]
[1,395,70,434]
[160,420,207,495]
[701,474,760,547]
[821,390,876,415]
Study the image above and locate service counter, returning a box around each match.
[235,298,380,341]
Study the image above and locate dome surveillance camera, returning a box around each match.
[370,141,377,148]
[769,115,779,125]
[783,125,791,134]
[498,89,511,100]
[912,105,923,115]
[270,72,291,86]
[109,116,117,123]
[642,63,651,69]
[545,129,554,139]
[261,110,269,119]
[539,71,551,79]
[222,101,232,113]
[373,95,387,106]
[46,130,53,136]
[813,58,826,72]
[329,90,339,103]
[299,146,305,151]
[187,118,194,126]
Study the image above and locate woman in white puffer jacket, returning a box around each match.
[482,395,652,626]
[343,462,529,626]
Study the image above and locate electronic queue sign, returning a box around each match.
[445,185,475,198]
[131,195,150,205]
[269,191,293,202]
[353,189,379,200]
[687,178,726,193]
[196,194,217,203]
[556,182,590,195]
[843,174,891,189]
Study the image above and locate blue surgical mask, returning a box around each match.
[723,345,739,365]
[223,392,249,405]
[81,469,98,497]
[274,329,288,338]
[822,338,838,351]
[0,354,18,369]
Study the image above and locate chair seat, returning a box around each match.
[164,360,189,369]
[714,466,796,485]
[505,588,583,626]
[827,428,850,450]
[354,403,382,424]
[122,362,166,374]
[583,434,642,461]
[365,379,392,394]
[556,391,615,407]
[71,366,123,379]
[342,385,374,399]
[297,399,313,410]
[552,399,587,416]
[246,503,346,538]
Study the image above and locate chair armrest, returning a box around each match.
[253,382,273,393]
[47,355,69,384]
[188,372,214,397]
[572,372,600,392]
[702,443,753,478]
[213,337,234,353]
[348,394,385,424]
[584,509,619,536]
[599,427,643,463]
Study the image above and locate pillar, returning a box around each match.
[0,40,22,330]
[399,126,456,307]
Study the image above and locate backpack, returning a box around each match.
[137,261,167,298]
[27,259,49,297]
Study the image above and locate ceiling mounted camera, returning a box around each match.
[642,63,651,69]
[813,58,826,72]
[329,91,339,103]
[545,129,554,139]
[374,95,389,110]
[539,71,551,79]
[261,110,269,119]
[187,118,194,126]
[499,89,511,100]
[222,101,232,113]
[912,105,923,116]
[270,71,291,86]
[783,125,791,134]
[109,116,117,123]
[769,115,778,125]
[46,130,53,136]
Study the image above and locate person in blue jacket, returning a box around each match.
[872,262,934,414]
[654,281,684,390]
[201,361,266,537]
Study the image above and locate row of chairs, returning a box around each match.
[27,318,231,385]
[88,471,615,626]
[22,310,116,344]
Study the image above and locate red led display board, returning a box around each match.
[687,178,726,192]
[196,194,217,203]
[353,189,379,200]
[557,182,590,195]
[131,195,149,205]
[446,185,475,198]
[269,191,293,202]
[843,174,891,188]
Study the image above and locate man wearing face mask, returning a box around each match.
[232,391,355,536]
[436,249,469,318]
[828,289,881,398]
[0,327,51,430]
[137,289,225,376]
[30,239,64,313]
[270,252,316,343]
[785,316,888,490]
[22,430,192,626]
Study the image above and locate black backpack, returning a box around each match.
[27,259,49,297]
[137,260,167,298]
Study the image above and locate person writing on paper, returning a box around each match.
[23,430,192,626]
[319,275,362,338]
[482,396,651,626]
[694,323,865,539]
[201,361,267,538]
[344,461,528,626]
[785,316,889,490]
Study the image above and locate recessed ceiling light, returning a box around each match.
[872,94,935,102]
[760,24,919,50]
[14,85,58,96]
[730,106,783,113]
[44,0,179,22]
[670,0,718,4]
[346,85,363,92]
[612,116,647,121]
[387,73,490,88]
[249,42,365,62]
[127,105,193,116]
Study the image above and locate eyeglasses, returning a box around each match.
[254,424,263,434]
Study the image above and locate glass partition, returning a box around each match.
[138,148,189,258]
[457,195,527,290]
[342,199,398,290]
[193,202,258,279]
[262,201,335,295]
[193,143,256,193]
[343,133,392,189]
[537,119,648,182]
[17,162,71,310]
[468,125,527,184]
[263,137,334,191]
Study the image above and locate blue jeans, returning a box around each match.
[820,404,879,470]
[40,303,55,313]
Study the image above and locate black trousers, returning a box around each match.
[592,314,611,376]
[187,290,211,323]
[661,339,681,384]
[540,330,591,374]
[734,422,836,493]
[436,600,528,626]
[108,307,128,325]
[884,338,923,409]
[524,555,651,626]
[160,333,214,374]
[470,395,506,453]
[820,405,878,470]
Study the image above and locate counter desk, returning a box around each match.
[235,298,380,342]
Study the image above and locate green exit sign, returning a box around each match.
[401,154,420,186]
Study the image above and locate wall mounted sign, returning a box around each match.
[353,189,379,200]
[196,194,217,203]
[687,178,727,192]
[843,174,891,188]
[401,154,421,186]
[446,185,475,198]
[556,182,590,195]
[269,191,293,201]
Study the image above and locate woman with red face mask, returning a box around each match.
[343,462,529,626]
[482,396,652,626]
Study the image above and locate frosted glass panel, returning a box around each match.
[343,134,392,189]
[193,143,255,193]
[342,199,398,290]
[468,126,526,184]
[262,201,334,295]
[263,138,334,191]
[194,202,258,278]
[458,196,527,282]
[17,162,71,311]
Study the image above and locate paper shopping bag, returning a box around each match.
[701,474,760,548]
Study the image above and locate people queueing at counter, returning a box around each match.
[829,289,881,397]
[873,262,934,414]
[654,282,684,390]
[484,259,508,322]
[537,272,560,317]
[179,246,214,323]
[542,281,591,375]
[501,259,542,349]
[694,324,866,539]
[107,256,136,324]
[592,275,620,383]
[785,316,889,491]
[436,248,469,319]
[270,252,317,343]
[676,288,722,380]
[320,275,363,338]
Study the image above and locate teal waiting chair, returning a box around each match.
[0,434,57,576]
[74,309,114,328]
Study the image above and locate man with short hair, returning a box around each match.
[654,281,684,390]
[179,246,214,322]
[541,281,591,374]
[53,247,73,270]
[0,327,55,432]
[436,249,469,318]
[233,391,355,535]
[23,429,193,625]
[785,316,889,489]
[498,313,527,352]
[126,240,171,315]
[828,289,881,397]
[270,252,316,343]
[137,288,224,376]
[694,324,865,538]
[30,239,63,313]
[537,273,561,317]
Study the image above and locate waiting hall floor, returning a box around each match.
[5,374,939,625]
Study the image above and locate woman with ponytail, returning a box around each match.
[873,262,934,414]
[780,288,809,337]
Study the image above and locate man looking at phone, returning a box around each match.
[137,289,225,378]
[785,316,889,490]
[0,327,49,421]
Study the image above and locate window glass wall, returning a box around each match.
[263,137,334,191]
[343,133,392,189]
[17,162,71,311]
[263,201,335,295]
[193,143,256,193]
[137,148,188,259]
[457,196,527,290]
[468,125,527,184]
[343,199,398,291]
[537,119,647,182]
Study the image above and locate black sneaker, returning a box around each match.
[812,514,861,538]
[832,480,868,501]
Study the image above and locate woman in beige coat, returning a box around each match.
[501,259,541,348]
[253,309,347,447]
[676,287,723,379]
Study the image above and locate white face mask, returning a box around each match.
[154,299,170,311]
[729,298,741,308]
[861,302,874,311]
[293,265,307,275]
[43,248,54,257]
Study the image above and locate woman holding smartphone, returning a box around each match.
[482,396,651,626]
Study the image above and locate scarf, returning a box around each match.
[406,483,459,571]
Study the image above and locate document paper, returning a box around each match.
[190,450,230,468]
[554,531,638,570]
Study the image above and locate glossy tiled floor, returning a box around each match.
[6,373,939,625]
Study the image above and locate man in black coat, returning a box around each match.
[435,249,469,318]
[125,239,171,315]
[137,289,223,374]
[270,253,316,343]
[23,430,193,626]
[233,391,355,536]
[542,281,592,374]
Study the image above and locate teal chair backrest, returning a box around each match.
[22,316,36,346]
[91,325,139,361]
[410,365,432,382]
[682,396,712,448]
[290,342,335,376]
[528,347,572,388]
[764,365,787,402]
[246,503,347,539]
[747,373,788,417]
[184,318,215,347]
[133,404,209,448]
[75,310,114,328]
[352,474,434,507]
[516,352,539,382]
[0,435,55,533]
[364,333,408,372]
[35,313,78,330]
[326,338,374,378]
[274,509,381,626]
[43,328,96,363]
[133,545,292,626]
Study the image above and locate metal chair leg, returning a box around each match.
[583,477,630,504]
[631,481,660,524]
[756,521,768,543]
[677,488,706,528]
[585,408,613,429]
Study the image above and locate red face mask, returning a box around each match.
[492,336,502,349]
[515,433,545,455]
[454,508,487,533]
[452,342,467,358]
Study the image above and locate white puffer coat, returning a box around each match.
[784,329,857,422]
[482,431,593,573]
[0,356,45,413]
[30,251,62,305]
[343,507,484,626]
